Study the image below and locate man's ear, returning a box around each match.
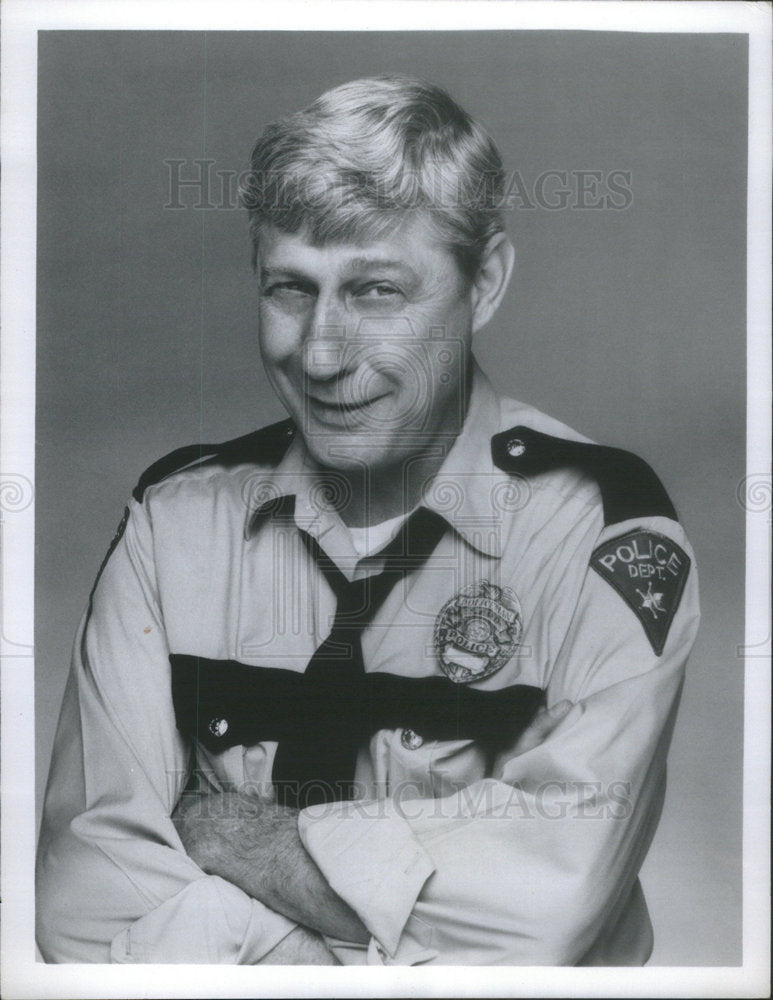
[470,233,515,334]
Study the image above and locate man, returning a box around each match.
[36,76,699,965]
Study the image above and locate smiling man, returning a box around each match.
[254,215,485,526]
[36,77,700,966]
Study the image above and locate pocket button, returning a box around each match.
[400,728,424,750]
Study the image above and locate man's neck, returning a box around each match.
[334,449,448,528]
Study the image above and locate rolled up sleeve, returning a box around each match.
[298,797,435,958]
[109,876,294,964]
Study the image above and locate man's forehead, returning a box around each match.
[256,218,456,279]
[256,218,466,289]
[260,252,415,277]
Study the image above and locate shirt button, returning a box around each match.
[401,728,424,750]
[507,437,526,458]
[208,717,229,738]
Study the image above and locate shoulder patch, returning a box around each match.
[590,529,690,655]
[132,418,295,502]
[491,426,677,525]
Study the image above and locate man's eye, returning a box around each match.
[263,282,313,298]
[359,283,401,299]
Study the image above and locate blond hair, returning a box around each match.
[241,76,506,280]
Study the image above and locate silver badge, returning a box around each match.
[434,581,523,684]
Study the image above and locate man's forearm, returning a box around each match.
[173,791,369,945]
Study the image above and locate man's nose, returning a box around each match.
[301,297,350,381]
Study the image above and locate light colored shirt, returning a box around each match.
[348,512,408,559]
[36,364,699,965]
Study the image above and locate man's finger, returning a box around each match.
[511,699,574,755]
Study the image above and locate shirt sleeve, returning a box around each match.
[298,515,700,965]
[35,496,296,963]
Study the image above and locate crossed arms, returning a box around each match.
[170,703,570,963]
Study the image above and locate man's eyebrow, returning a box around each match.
[259,266,310,283]
[260,259,419,282]
[342,257,415,275]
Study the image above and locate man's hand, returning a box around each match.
[491,699,573,778]
[171,789,369,946]
[512,699,573,756]
[260,925,341,965]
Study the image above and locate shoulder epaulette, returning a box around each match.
[491,425,677,525]
[132,418,295,503]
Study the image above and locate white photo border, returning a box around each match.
[2,2,770,997]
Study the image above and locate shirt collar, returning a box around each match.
[419,362,511,557]
[245,361,513,558]
[244,434,341,541]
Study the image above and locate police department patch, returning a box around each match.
[434,581,523,684]
[591,529,690,656]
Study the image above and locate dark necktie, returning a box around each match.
[271,505,447,808]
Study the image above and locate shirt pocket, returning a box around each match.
[370,728,488,800]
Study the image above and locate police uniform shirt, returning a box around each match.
[36,364,700,965]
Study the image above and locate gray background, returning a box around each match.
[36,30,746,965]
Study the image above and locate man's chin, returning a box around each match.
[300,428,408,475]
[306,436,389,472]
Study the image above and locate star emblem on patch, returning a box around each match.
[636,582,665,619]
[434,580,523,684]
[591,529,691,655]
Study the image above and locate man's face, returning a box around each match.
[257,214,475,477]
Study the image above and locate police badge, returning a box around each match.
[434,581,523,684]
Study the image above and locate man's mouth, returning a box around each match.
[307,393,387,414]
